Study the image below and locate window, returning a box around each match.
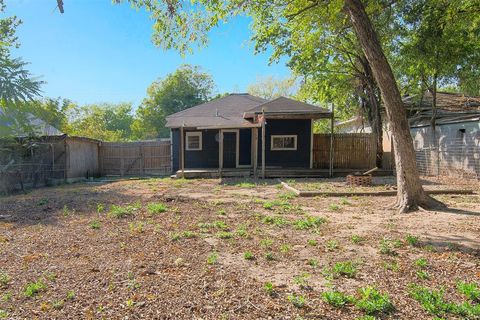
[186,132,202,151]
[271,135,297,151]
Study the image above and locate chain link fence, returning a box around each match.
[415,137,480,180]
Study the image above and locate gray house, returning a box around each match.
[166,93,332,177]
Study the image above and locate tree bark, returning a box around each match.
[344,0,445,213]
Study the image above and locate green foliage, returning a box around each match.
[24,279,47,297]
[264,282,274,296]
[207,252,218,265]
[293,216,326,230]
[89,219,100,229]
[0,271,10,288]
[457,282,480,302]
[216,231,233,239]
[147,202,167,215]
[416,270,430,280]
[414,258,428,269]
[293,273,310,289]
[262,215,289,227]
[379,239,398,256]
[406,235,419,247]
[325,240,339,251]
[0,309,8,319]
[322,290,355,308]
[247,76,297,99]
[351,235,364,244]
[66,290,75,300]
[134,64,214,139]
[409,284,456,316]
[324,261,358,279]
[235,182,256,188]
[288,294,306,308]
[243,251,254,260]
[307,239,317,246]
[356,287,394,315]
[108,204,136,218]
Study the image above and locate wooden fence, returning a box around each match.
[100,140,171,176]
[313,133,377,169]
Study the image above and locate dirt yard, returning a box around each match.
[0,176,479,319]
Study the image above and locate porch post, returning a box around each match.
[219,129,223,178]
[261,112,266,179]
[310,119,314,169]
[180,126,185,177]
[329,105,334,177]
[252,128,258,178]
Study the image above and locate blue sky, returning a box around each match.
[5,0,290,107]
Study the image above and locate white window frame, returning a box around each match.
[270,135,297,151]
[185,131,202,151]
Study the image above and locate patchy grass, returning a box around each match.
[147,202,167,215]
[23,279,47,298]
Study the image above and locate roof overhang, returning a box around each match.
[243,111,332,120]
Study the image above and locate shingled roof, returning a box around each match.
[166,94,331,129]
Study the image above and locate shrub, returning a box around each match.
[147,202,167,215]
[24,279,47,297]
[288,294,306,308]
[322,290,354,308]
[356,286,394,315]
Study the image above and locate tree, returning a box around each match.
[247,76,297,100]
[120,0,444,212]
[68,103,135,141]
[134,64,214,139]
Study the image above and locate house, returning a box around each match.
[166,93,333,177]
[336,91,480,177]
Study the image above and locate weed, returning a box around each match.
[37,198,49,206]
[1,292,12,302]
[147,202,167,215]
[52,299,64,310]
[62,205,74,217]
[126,299,135,308]
[350,235,364,244]
[262,215,289,227]
[264,282,274,296]
[424,244,435,252]
[325,240,339,251]
[379,239,397,256]
[457,281,480,302]
[89,219,100,229]
[307,239,317,246]
[216,231,233,239]
[324,261,357,279]
[280,244,291,253]
[328,203,340,211]
[288,294,306,308]
[236,224,248,237]
[414,258,428,268]
[217,209,227,215]
[308,259,319,268]
[66,290,75,300]
[382,261,399,272]
[406,235,419,246]
[244,251,255,260]
[108,205,135,218]
[170,232,181,241]
[294,216,327,230]
[408,284,456,316]
[236,182,256,188]
[207,252,218,265]
[24,279,47,297]
[0,271,10,288]
[44,271,56,282]
[260,238,274,248]
[0,310,8,319]
[339,197,351,205]
[278,192,296,200]
[128,221,145,233]
[416,270,430,280]
[293,273,311,289]
[265,252,275,261]
[96,203,105,213]
[322,290,354,308]
[181,231,197,238]
[356,286,394,315]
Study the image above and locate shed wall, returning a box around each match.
[66,138,100,179]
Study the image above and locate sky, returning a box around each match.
[4,0,291,107]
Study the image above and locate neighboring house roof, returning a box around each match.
[404,91,480,127]
[0,109,63,137]
[166,94,331,129]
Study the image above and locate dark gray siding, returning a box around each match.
[171,128,220,170]
[257,119,311,168]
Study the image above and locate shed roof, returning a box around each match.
[166,94,331,129]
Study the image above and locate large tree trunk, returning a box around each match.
[344,0,445,213]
